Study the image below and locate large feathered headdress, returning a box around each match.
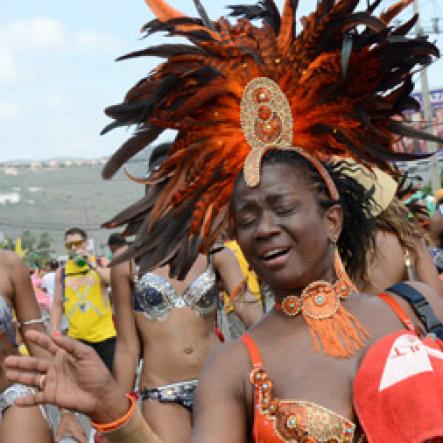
[103,0,441,278]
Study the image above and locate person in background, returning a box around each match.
[107,233,127,257]
[0,250,86,443]
[42,260,58,308]
[338,160,443,297]
[223,240,265,337]
[106,143,261,443]
[428,189,443,274]
[50,227,116,372]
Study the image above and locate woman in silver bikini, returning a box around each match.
[108,144,263,443]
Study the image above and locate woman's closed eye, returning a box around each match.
[274,204,297,215]
[237,216,257,228]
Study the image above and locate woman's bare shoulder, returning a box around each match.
[203,338,252,377]
[0,250,24,269]
[353,282,443,333]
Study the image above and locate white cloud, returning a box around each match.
[0,99,22,120]
[73,31,122,52]
[0,49,29,84]
[46,94,72,111]
[0,17,65,52]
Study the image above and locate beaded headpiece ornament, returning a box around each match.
[102,1,441,356]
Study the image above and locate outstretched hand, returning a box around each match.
[5,331,128,422]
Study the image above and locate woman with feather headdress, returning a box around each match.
[5,1,443,442]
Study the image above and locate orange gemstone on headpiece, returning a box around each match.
[254,116,282,143]
[258,105,272,120]
[254,87,271,103]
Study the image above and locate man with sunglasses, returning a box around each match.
[50,227,116,372]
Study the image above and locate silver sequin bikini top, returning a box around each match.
[133,265,218,320]
[0,295,16,347]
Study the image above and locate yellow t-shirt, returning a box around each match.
[63,259,115,343]
[224,241,262,313]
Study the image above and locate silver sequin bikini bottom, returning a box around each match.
[140,379,199,411]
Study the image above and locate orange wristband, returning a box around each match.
[91,394,136,433]
[229,280,247,302]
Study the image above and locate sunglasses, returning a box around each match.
[65,240,84,249]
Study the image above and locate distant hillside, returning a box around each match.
[0,161,147,255]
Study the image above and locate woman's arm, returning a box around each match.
[50,268,64,332]
[111,257,140,393]
[190,341,248,442]
[413,237,443,298]
[214,248,263,328]
[5,332,250,443]
[7,253,48,359]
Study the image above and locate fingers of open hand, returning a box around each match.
[5,355,49,375]
[14,390,47,407]
[5,369,47,391]
[24,330,59,355]
[51,334,94,361]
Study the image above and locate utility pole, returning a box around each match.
[413,0,441,193]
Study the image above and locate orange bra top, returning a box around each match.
[241,293,417,443]
[241,333,359,443]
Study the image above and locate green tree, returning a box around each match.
[22,230,36,251]
[0,237,14,251]
[37,232,53,250]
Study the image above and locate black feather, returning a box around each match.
[262,0,281,32]
[116,44,207,62]
[228,1,281,33]
[102,195,154,229]
[392,14,419,37]
[387,120,443,145]
[105,75,182,124]
[366,0,382,14]
[100,120,130,136]
[101,126,163,179]
[228,4,266,20]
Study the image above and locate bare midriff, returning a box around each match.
[137,308,218,388]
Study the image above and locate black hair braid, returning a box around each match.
[326,160,376,284]
[262,150,376,284]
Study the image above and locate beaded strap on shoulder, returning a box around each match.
[241,333,264,370]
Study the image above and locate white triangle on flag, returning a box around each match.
[379,334,435,392]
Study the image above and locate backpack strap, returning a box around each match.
[387,282,443,340]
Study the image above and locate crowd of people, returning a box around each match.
[2,0,443,442]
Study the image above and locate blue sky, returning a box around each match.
[1,0,442,161]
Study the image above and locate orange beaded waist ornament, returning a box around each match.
[102,0,440,357]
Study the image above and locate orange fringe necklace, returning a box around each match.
[275,252,369,358]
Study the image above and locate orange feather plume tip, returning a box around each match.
[144,0,184,21]
[102,0,441,277]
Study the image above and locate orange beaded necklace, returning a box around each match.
[274,251,369,358]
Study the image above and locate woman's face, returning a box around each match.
[232,162,342,295]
